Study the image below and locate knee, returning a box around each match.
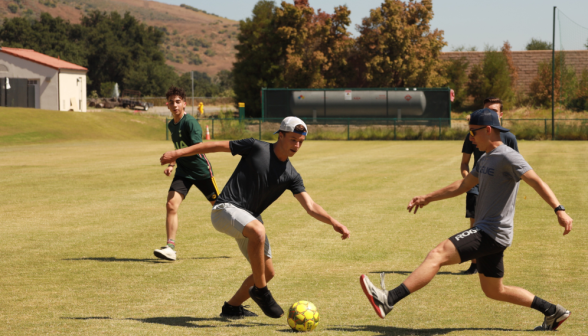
[245,222,265,243]
[166,200,179,213]
[425,247,445,265]
[482,285,504,300]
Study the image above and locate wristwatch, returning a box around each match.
[554,205,565,213]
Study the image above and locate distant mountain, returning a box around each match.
[0,0,239,77]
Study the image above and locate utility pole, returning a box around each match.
[551,6,556,140]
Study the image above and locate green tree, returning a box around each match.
[467,46,515,108]
[355,0,446,88]
[526,38,552,50]
[529,52,577,107]
[443,57,469,108]
[0,13,87,67]
[233,0,280,117]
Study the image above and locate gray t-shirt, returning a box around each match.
[470,144,532,247]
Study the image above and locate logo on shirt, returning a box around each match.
[477,165,495,176]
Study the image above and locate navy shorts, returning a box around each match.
[449,227,507,278]
[465,193,477,218]
[169,176,219,202]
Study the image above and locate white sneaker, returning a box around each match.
[154,246,176,261]
[360,273,394,319]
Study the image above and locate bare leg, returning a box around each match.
[166,191,184,241]
[241,220,267,289]
[479,274,534,307]
[403,239,462,293]
[228,257,275,306]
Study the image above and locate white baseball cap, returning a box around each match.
[274,116,308,135]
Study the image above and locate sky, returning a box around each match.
[159,0,588,51]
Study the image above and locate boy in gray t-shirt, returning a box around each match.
[359,109,574,331]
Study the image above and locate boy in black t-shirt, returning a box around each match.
[160,116,350,319]
[460,97,518,274]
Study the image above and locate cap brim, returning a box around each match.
[492,125,510,132]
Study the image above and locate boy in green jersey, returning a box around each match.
[154,86,219,261]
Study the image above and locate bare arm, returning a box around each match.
[407,174,479,214]
[294,192,350,240]
[460,153,472,178]
[160,141,231,165]
[521,169,573,235]
[164,160,176,176]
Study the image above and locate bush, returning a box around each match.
[467,47,515,108]
[529,52,577,107]
[100,82,116,98]
[526,38,552,50]
[204,49,216,57]
[444,57,469,108]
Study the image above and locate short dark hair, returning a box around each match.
[279,124,307,136]
[483,97,503,112]
[166,86,186,101]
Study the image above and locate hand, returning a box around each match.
[332,221,350,240]
[557,211,573,235]
[160,151,178,165]
[164,165,174,176]
[407,196,429,214]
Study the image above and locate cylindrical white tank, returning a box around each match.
[388,91,426,118]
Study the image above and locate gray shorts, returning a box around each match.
[211,203,272,262]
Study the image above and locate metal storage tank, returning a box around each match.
[388,90,426,119]
[325,90,387,118]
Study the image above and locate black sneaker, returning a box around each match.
[219,302,258,319]
[462,263,478,275]
[248,286,284,319]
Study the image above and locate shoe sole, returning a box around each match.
[153,250,176,261]
[359,275,385,319]
[553,311,570,331]
[219,313,245,320]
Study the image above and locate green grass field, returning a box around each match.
[0,109,586,335]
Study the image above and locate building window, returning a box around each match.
[28,79,39,85]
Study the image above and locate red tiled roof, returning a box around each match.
[0,47,87,71]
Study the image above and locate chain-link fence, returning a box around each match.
[165,118,588,141]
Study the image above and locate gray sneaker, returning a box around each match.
[534,304,570,331]
[359,273,393,319]
[154,246,176,261]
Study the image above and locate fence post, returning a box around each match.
[394,119,397,140]
[544,119,547,137]
[347,118,350,140]
[259,119,262,140]
[212,119,214,139]
[438,118,441,140]
[166,118,169,140]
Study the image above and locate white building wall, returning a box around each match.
[58,71,87,112]
[0,53,59,110]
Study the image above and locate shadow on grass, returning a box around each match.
[63,256,230,263]
[63,316,279,329]
[370,270,468,276]
[325,325,524,335]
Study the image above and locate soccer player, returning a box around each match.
[160,116,350,319]
[460,97,518,274]
[153,86,219,261]
[360,108,573,331]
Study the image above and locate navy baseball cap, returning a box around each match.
[469,108,509,132]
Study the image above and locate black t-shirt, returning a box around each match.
[216,138,306,217]
[462,131,519,195]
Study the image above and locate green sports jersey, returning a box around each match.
[168,114,214,180]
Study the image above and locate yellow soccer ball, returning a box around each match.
[287,300,320,332]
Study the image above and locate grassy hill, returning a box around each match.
[0,0,239,77]
[0,108,167,145]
